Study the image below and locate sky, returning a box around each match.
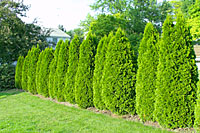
[22,0,96,31]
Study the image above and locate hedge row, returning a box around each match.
[15,14,199,130]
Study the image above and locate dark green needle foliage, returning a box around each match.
[27,45,40,94]
[49,40,62,98]
[36,51,44,94]
[22,50,31,91]
[38,48,54,97]
[154,14,198,129]
[56,40,70,101]
[136,23,159,121]
[93,33,112,110]
[102,28,137,115]
[195,81,200,131]
[75,32,98,108]
[15,56,24,89]
[64,35,80,103]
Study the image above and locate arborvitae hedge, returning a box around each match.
[64,35,80,103]
[56,40,70,101]
[36,51,44,94]
[22,50,31,91]
[93,34,112,110]
[195,81,200,131]
[75,32,98,108]
[154,15,198,129]
[38,48,54,97]
[49,40,62,98]
[102,28,137,114]
[27,45,40,94]
[136,23,159,121]
[15,56,24,89]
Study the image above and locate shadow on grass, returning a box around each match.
[0,89,23,99]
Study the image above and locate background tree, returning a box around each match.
[102,28,137,115]
[154,15,198,129]
[66,28,84,43]
[58,24,66,32]
[15,56,24,89]
[27,45,40,94]
[64,35,80,103]
[75,32,98,108]
[136,23,159,121]
[56,40,70,101]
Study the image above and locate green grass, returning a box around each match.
[0,90,171,133]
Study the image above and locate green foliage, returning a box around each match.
[36,51,44,94]
[38,48,54,97]
[56,40,70,101]
[49,40,62,98]
[136,23,159,121]
[64,35,80,103]
[93,34,112,110]
[27,45,40,94]
[66,28,84,43]
[15,56,24,89]
[22,50,31,91]
[75,32,98,108]
[154,15,198,129]
[102,28,137,115]
[0,64,15,91]
[195,81,200,131]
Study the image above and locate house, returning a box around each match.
[194,45,200,71]
[46,28,70,48]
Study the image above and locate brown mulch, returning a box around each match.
[31,93,196,133]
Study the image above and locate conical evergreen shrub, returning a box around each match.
[64,35,80,103]
[27,45,40,94]
[75,32,98,108]
[22,50,31,91]
[49,40,62,98]
[195,81,200,131]
[136,23,159,121]
[154,15,198,129]
[56,40,70,101]
[15,56,24,89]
[36,50,44,94]
[38,48,54,97]
[102,28,137,114]
[93,33,112,110]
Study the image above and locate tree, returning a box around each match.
[15,56,24,89]
[38,48,54,97]
[36,50,44,94]
[64,35,80,103]
[154,15,198,129]
[49,40,62,98]
[56,40,70,101]
[22,50,31,91]
[93,34,112,110]
[75,32,98,108]
[195,81,200,131]
[135,23,159,121]
[27,45,40,94]
[58,24,66,32]
[102,28,137,115]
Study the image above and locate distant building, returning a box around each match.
[46,28,70,48]
[194,45,200,70]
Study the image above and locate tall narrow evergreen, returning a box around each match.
[49,40,62,98]
[154,15,198,129]
[136,23,159,121]
[38,48,54,97]
[36,51,44,94]
[75,32,98,108]
[102,28,137,114]
[64,35,80,103]
[22,50,31,91]
[27,45,40,94]
[56,40,70,101]
[195,81,200,131]
[93,34,112,110]
[15,56,24,89]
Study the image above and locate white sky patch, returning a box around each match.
[22,0,95,30]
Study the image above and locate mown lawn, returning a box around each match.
[0,90,171,133]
